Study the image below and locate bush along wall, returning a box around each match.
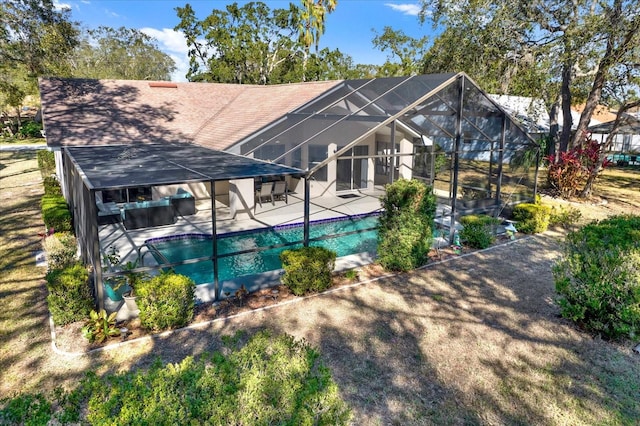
[377,178,437,271]
[37,150,55,178]
[41,195,72,232]
[512,203,551,234]
[136,272,196,331]
[553,215,640,339]
[459,214,501,249]
[280,246,336,296]
[46,263,94,326]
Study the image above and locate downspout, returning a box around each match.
[449,76,465,243]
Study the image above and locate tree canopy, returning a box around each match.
[175,1,356,84]
[68,26,176,81]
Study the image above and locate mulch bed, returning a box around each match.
[54,236,523,354]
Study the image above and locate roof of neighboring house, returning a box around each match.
[38,78,341,149]
[588,114,640,135]
[488,95,550,133]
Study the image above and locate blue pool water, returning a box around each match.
[146,215,378,284]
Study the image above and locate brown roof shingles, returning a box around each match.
[39,78,341,150]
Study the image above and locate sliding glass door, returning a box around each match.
[336,146,369,191]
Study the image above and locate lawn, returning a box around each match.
[1,151,639,424]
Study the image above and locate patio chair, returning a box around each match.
[255,182,274,207]
[271,180,288,204]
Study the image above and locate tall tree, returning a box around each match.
[0,0,79,128]
[175,2,299,84]
[69,27,176,80]
[295,0,337,80]
[372,27,428,77]
[419,0,640,191]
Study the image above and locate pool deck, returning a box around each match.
[99,189,454,319]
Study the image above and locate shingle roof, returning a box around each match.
[39,78,341,148]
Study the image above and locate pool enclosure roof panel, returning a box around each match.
[233,72,537,172]
[65,144,305,190]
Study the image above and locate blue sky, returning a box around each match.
[56,0,435,81]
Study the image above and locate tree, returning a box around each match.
[176,1,349,85]
[175,2,299,84]
[68,27,176,81]
[419,0,640,197]
[0,0,79,132]
[372,26,428,77]
[295,0,337,80]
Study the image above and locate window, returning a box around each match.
[308,145,328,181]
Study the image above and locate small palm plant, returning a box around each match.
[82,309,121,343]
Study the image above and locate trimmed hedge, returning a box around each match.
[42,232,77,272]
[136,272,196,331]
[459,214,501,249]
[377,179,436,271]
[553,215,640,339]
[41,195,72,232]
[512,203,551,234]
[36,150,55,178]
[43,176,62,196]
[46,263,94,326]
[280,246,336,296]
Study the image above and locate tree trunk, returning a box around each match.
[548,97,561,160]
[559,63,573,153]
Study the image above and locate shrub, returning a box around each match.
[41,194,72,232]
[37,149,55,177]
[553,215,640,339]
[280,246,336,296]
[459,214,501,249]
[546,138,609,198]
[43,176,62,196]
[512,203,551,234]
[82,309,121,343]
[549,205,583,228]
[136,272,195,331]
[31,331,347,424]
[46,263,94,326]
[19,120,43,138]
[42,232,77,272]
[0,393,52,425]
[377,178,436,271]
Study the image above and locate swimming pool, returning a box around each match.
[145,214,379,285]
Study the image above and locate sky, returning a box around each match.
[56,0,435,81]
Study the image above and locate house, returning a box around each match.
[39,73,539,306]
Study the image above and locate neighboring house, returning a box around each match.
[488,94,550,140]
[588,113,640,155]
[39,73,539,304]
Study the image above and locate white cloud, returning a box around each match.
[384,3,422,16]
[141,27,190,82]
[53,0,72,11]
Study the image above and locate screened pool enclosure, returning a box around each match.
[230,72,539,227]
[54,73,539,309]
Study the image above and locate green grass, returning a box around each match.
[0,136,45,146]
